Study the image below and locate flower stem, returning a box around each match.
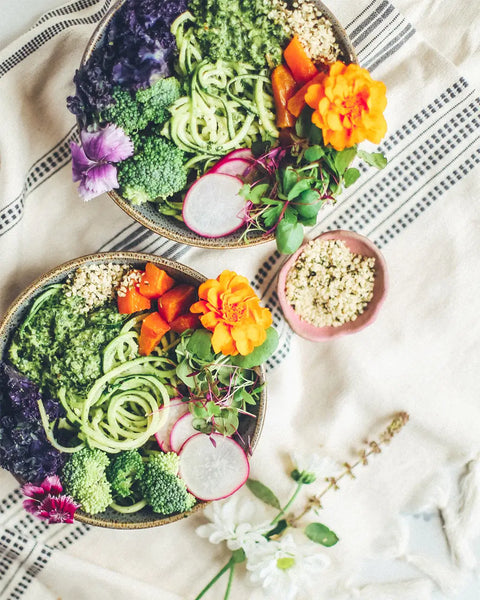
[270,481,304,525]
[223,562,236,600]
[194,558,233,600]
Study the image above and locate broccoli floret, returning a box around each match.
[117,135,187,203]
[149,451,179,475]
[136,77,182,124]
[140,454,195,515]
[106,450,145,498]
[102,77,181,135]
[62,447,112,514]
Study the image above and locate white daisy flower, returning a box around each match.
[246,533,331,600]
[196,495,271,552]
[290,451,338,484]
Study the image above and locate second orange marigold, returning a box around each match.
[190,270,272,356]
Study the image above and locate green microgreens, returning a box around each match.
[240,106,387,255]
[175,329,266,437]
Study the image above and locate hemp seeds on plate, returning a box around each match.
[285,238,375,327]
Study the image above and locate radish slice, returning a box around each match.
[210,158,250,177]
[214,148,253,166]
[178,433,249,501]
[183,173,247,238]
[169,412,198,453]
[154,402,189,452]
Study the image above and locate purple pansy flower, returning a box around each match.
[22,474,80,524]
[70,124,134,201]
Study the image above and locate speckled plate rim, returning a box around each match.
[78,0,358,249]
[0,252,267,529]
[277,230,388,341]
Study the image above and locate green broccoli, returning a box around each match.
[61,447,112,514]
[106,450,145,499]
[102,77,181,135]
[117,135,187,203]
[140,453,195,515]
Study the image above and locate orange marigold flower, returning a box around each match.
[190,270,272,356]
[304,61,387,151]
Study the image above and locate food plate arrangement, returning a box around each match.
[277,230,388,340]
[66,0,392,253]
[0,253,273,528]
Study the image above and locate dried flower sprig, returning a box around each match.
[194,412,410,600]
[291,411,410,524]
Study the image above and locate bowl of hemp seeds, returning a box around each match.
[277,230,388,341]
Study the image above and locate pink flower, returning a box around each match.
[37,495,80,524]
[22,475,79,524]
[70,124,134,201]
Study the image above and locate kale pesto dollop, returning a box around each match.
[8,285,125,397]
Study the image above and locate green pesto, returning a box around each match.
[188,0,289,68]
[8,286,125,397]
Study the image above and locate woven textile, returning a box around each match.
[0,1,479,598]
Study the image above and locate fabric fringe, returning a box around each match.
[442,456,480,571]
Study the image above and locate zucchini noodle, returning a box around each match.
[80,356,175,453]
[164,13,279,175]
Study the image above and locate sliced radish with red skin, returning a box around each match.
[154,402,189,452]
[183,173,247,238]
[169,412,198,453]
[209,158,250,177]
[214,148,253,167]
[178,433,249,501]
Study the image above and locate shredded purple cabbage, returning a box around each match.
[0,364,65,484]
[67,0,187,121]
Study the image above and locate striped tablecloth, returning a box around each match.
[0,1,479,598]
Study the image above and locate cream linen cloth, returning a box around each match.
[0,1,480,599]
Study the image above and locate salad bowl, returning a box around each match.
[0,253,267,529]
[73,0,358,250]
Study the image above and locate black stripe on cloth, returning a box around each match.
[34,0,103,28]
[0,128,78,238]
[348,0,395,47]
[363,24,415,72]
[0,1,112,78]
[373,143,480,247]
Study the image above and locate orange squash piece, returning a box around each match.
[169,313,201,334]
[158,284,197,323]
[138,312,171,356]
[271,65,297,128]
[287,72,325,118]
[283,36,318,84]
[117,286,151,314]
[139,263,176,299]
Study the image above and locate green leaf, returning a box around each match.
[344,167,361,187]
[282,167,298,195]
[357,149,388,169]
[304,145,325,162]
[176,359,195,387]
[246,478,281,509]
[262,204,283,228]
[186,329,214,361]
[295,106,314,138]
[287,178,313,201]
[247,182,271,203]
[304,523,339,547]
[231,327,279,368]
[265,519,288,538]
[297,215,318,227]
[276,218,304,254]
[334,147,357,174]
[308,123,324,145]
[294,189,322,219]
[192,417,212,434]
